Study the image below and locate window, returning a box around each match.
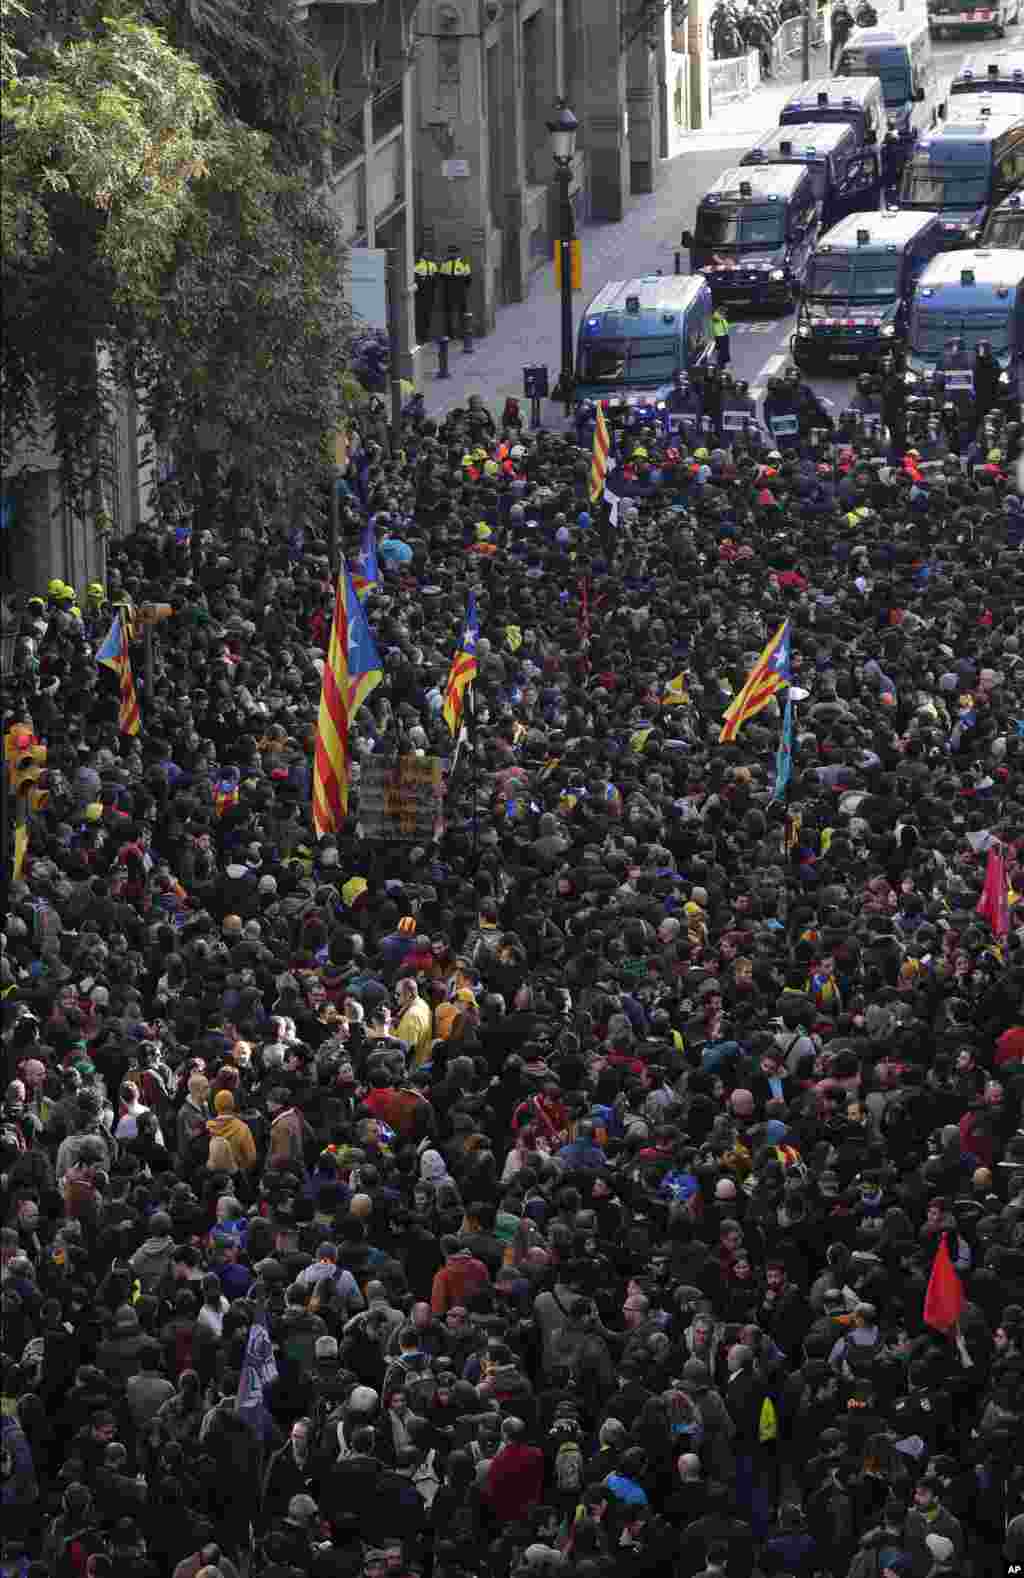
[901,166,990,208]
[806,258,901,298]
[911,310,1012,356]
[839,47,912,107]
[694,207,785,248]
[985,211,1024,246]
[996,145,1024,195]
[686,309,710,361]
[580,335,681,384]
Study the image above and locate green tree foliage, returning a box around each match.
[2,0,350,515]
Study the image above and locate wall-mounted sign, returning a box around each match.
[442,158,471,178]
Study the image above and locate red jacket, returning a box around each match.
[430,1251,490,1315]
[484,1441,545,1524]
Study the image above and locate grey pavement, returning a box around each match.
[415,10,983,426]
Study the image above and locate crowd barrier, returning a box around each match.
[708,49,762,108]
[709,5,831,114]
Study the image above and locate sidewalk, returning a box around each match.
[417,40,828,420]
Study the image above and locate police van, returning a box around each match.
[682,165,820,311]
[981,186,1024,244]
[906,249,1024,402]
[793,210,945,368]
[896,114,1024,247]
[779,77,885,150]
[927,0,1019,39]
[574,275,715,412]
[835,21,937,154]
[740,123,881,226]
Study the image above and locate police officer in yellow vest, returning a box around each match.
[414,249,438,344]
[439,245,472,337]
[711,307,731,370]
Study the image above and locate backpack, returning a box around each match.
[55,1528,106,1578]
[841,1330,882,1378]
[554,1438,584,1495]
[758,1395,779,1444]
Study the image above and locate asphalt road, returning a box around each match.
[713,27,1022,423]
[418,20,1021,426]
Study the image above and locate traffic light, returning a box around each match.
[5,727,48,808]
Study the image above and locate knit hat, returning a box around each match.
[213,1090,235,1113]
[349,1385,379,1414]
[925,1536,954,1563]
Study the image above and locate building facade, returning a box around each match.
[409,0,697,341]
[299,0,421,378]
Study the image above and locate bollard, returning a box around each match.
[674,250,682,275]
[530,396,542,429]
[437,336,450,379]
[462,312,474,354]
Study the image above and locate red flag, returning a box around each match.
[579,577,590,646]
[976,843,1009,938]
[923,1234,964,1335]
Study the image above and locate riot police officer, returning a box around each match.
[702,367,724,438]
[763,373,799,442]
[974,340,1001,426]
[879,354,908,455]
[787,364,834,439]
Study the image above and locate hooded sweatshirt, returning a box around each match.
[130,1232,176,1293]
[206,1090,257,1171]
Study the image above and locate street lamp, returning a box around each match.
[547,100,578,416]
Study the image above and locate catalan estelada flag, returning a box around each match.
[213,771,240,818]
[96,613,140,735]
[589,400,610,505]
[661,672,690,707]
[312,565,383,835]
[443,593,479,738]
[719,620,791,744]
[350,526,379,601]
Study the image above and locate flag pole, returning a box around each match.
[469,685,479,871]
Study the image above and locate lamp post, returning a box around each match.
[547,101,579,417]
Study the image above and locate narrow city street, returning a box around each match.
[419,17,1013,426]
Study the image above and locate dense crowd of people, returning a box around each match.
[3,388,1024,1578]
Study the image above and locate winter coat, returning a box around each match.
[206,1096,257,1172]
[129,1233,176,1294]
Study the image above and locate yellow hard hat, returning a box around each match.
[87,582,105,598]
[69,605,82,619]
[47,579,65,596]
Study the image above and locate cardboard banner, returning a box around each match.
[359,755,445,841]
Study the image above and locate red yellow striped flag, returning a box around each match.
[589,400,610,504]
[443,593,480,738]
[117,617,140,736]
[312,566,383,836]
[97,612,140,735]
[719,620,792,744]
